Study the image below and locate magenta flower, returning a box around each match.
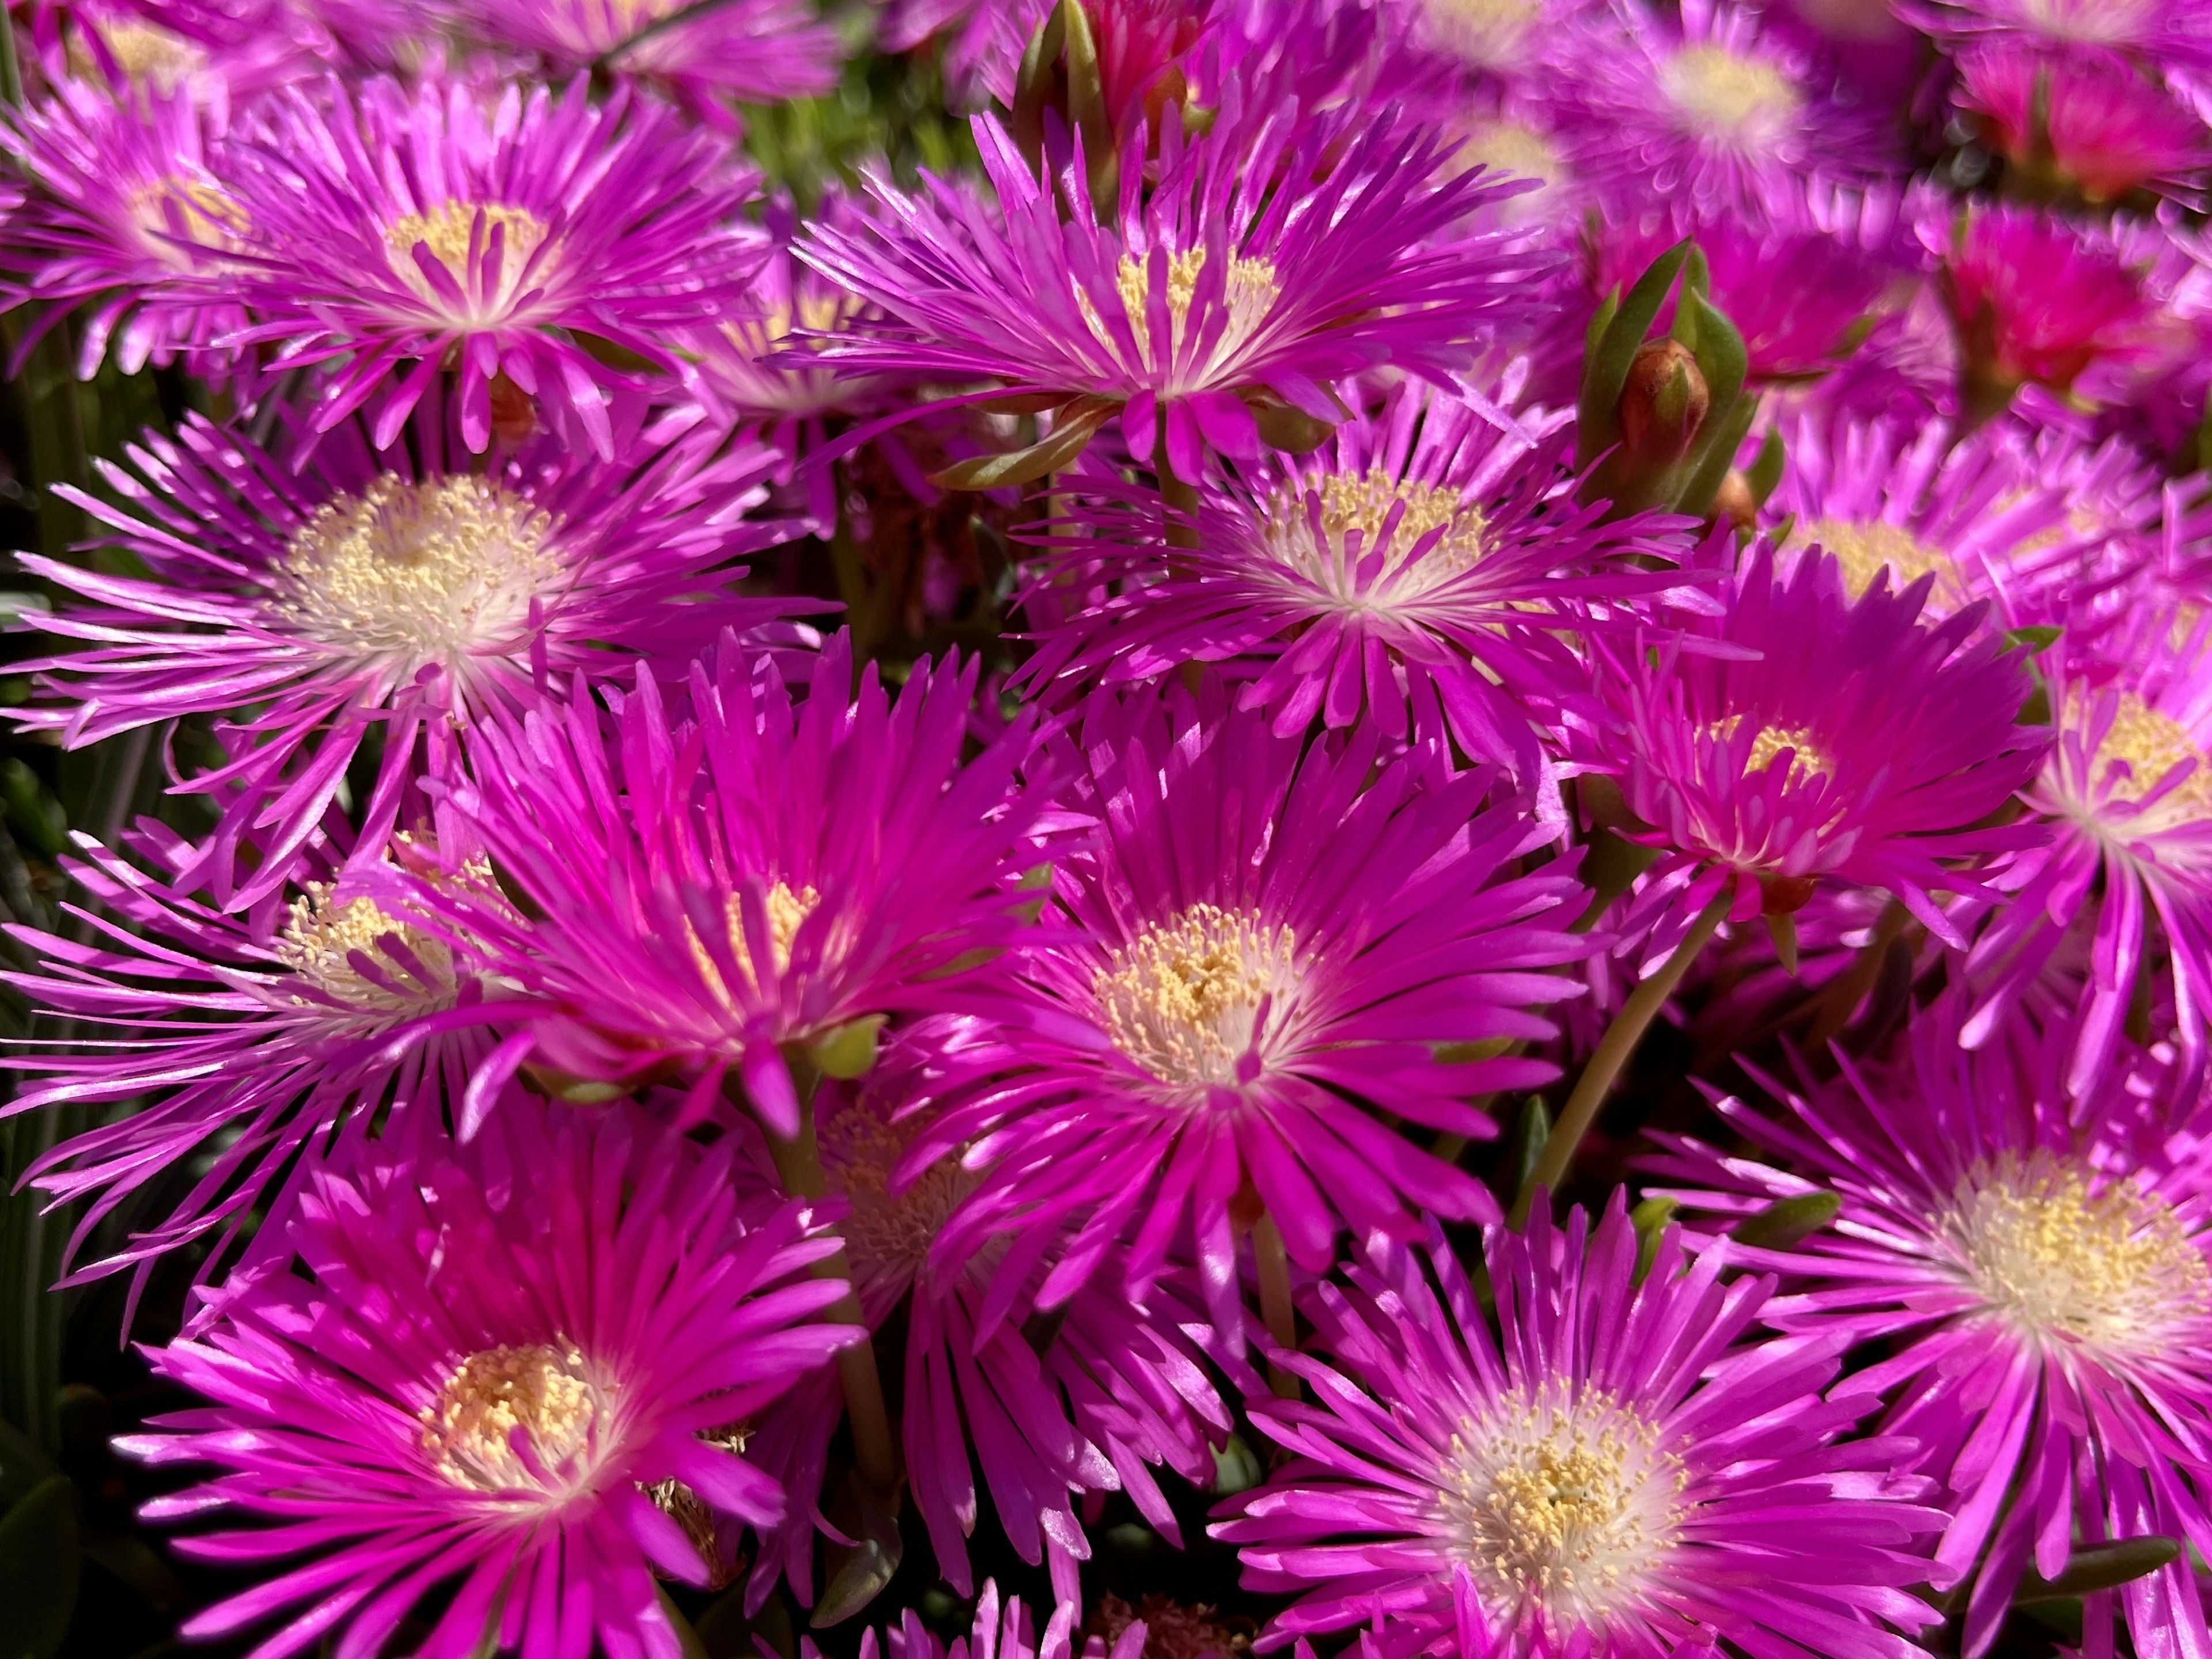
[2,821,521,1313]
[1643,1002,2212,1659]
[1014,381,1696,778]
[797,100,1549,479]
[1957,44,2212,204]
[383,632,1053,1140]
[12,410,815,908]
[220,74,762,456]
[121,1101,858,1659]
[1964,603,2212,1106]
[1766,411,2099,624]
[1904,0,2212,74]
[1552,0,1897,213]
[444,0,842,127]
[0,79,248,377]
[919,680,1593,1343]
[1936,203,2160,415]
[1570,545,2050,949]
[795,1580,1137,1659]
[741,1032,1231,1612]
[1211,1201,1945,1659]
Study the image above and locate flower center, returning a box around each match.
[816,1093,979,1319]
[2093,692,2212,816]
[1441,1388,1684,1625]
[384,201,552,320]
[275,884,459,1017]
[1102,248,1281,366]
[421,1342,609,1494]
[2020,0,2152,45]
[68,18,203,89]
[1459,119,1569,202]
[1660,44,1802,146]
[1796,517,1963,608]
[1094,904,1299,1087]
[1265,471,1489,607]
[128,177,250,270]
[268,475,566,685]
[1717,717,1832,783]
[1424,0,1540,68]
[1944,1150,2211,1353]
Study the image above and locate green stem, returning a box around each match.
[1802,896,1908,1050]
[1518,886,1730,1221]
[1157,408,1200,554]
[759,1075,900,1497]
[1252,1213,1300,1400]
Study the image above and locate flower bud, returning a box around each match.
[1618,339,1709,468]
[1711,468,1758,531]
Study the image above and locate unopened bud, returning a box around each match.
[1760,873,1818,915]
[1618,339,1708,467]
[1711,468,1758,531]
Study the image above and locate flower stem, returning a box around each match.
[1802,896,1908,1050]
[760,1074,901,1497]
[1518,886,1731,1223]
[1252,1213,1300,1400]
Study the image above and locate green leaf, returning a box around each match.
[806,1014,885,1081]
[2004,624,2064,656]
[2015,1536,2180,1603]
[813,1473,903,1627]
[1630,1197,1678,1285]
[1730,1191,1841,1251]
[1677,291,1747,464]
[0,1476,81,1659]
[1578,238,1691,455]
[1510,1097,1551,1205]
[1744,426,1786,510]
[927,401,1113,490]
[1210,1434,1264,1495]
[1674,393,1758,519]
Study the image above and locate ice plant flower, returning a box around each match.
[919,681,1593,1342]
[1014,381,1696,778]
[384,632,1053,1140]
[220,74,763,456]
[12,411,815,907]
[1956,45,2212,205]
[1964,607,2212,1105]
[791,1580,1135,1659]
[446,0,842,127]
[2,823,521,1314]
[122,1102,858,1659]
[1642,1005,2212,1659]
[1552,0,1895,213]
[1904,0,2212,74]
[1571,545,2050,949]
[1766,412,2095,624]
[797,99,1550,482]
[1936,203,2159,420]
[1212,1201,1945,1658]
[743,1036,1231,1611]
[0,80,249,377]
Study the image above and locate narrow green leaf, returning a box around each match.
[813,1474,903,1627]
[0,1477,81,1659]
[1730,1190,1840,1250]
[927,402,1112,490]
[1631,1197,1678,1285]
[1679,291,1747,456]
[1745,426,1786,509]
[2004,624,2064,656]
[1510,1097,1551,1206]
[1674,394,1758,518]
[1578,239,1692,446]
[2015,1536,2180,1603]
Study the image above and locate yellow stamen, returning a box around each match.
[384,201,551,318]
[1660,44,1802,144]
[1095,904,1299,1088]
[421,1342,604,1493]
[275,884,457,1016]
[1794,517,1962,608]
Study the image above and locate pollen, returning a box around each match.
[1101,247,1281,367]
[1796,517,1963,609]
[1094,904,1299,1088]
[421,1342,606,1494]
[275,884,458,1017]
[817,1093,979,1313]
[385,200,552,319]
[1457,119,1569,201]
[1717,717,1834,783]
[689,880,823,1005]
[128,177,250,269]
[1265,470,1490,608]
[67,18,204,90]
[1660,44,1802,146]
[1424,0,1540,70]
[1439,1387,1683,1623]
[1945,1150,2211,1354]
[2093,692,2212,816]
[268,475,566,687]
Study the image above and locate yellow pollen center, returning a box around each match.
[817,1095,979,1317]
[269,475,566,684]
[1718,717,1833,783]
[2094,692,2212,815]
[128,177,250,268]
[275,884,457,1016]
[1266,470,1490,608]
[1660,44,1802,145]
[69,19,203,89]
[384,201,552,318]
[689,880,823,1005]
[1095,248,1281,368]
[1094,904,1298,1088]
[1441,1389,1683,1622]
[421,1342,606,1493]
[1796,517,1963,608]
[1945,1150,2211,1352]
[1423,0,1540,68]
[1459,119,1569,199]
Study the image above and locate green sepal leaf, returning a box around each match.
[1577,240,1691,461]
[0,1476,79,1659]
[1210,1434,1264,1495]
[1510,1096,1551,1206]
[1011,1,1067,169]
[2005,624,2064,656]
[1730,1190,1842,1250]
[1631,1196,1679,1286]
[806,1014,885,1081]
[813,1472,904,1627]
[1251,401,1338,454]
[928,400,1113,490]
[2014,1536,2181,1603]
[1675,393,1758,519]
[1745,426,1786,510]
